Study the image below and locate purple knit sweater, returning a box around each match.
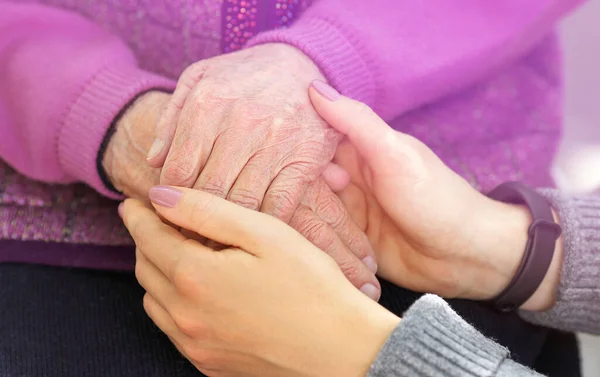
[0,0,583,268]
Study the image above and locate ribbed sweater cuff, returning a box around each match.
[520,189,600,334]
[57,65,175,199]
[368,295,511,377]
[245,17,376,107]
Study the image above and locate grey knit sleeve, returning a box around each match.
[519,189,600,334]
[367,295,543,377]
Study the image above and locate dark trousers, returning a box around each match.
[0,261,580,377]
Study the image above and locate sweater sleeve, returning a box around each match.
[519,189,600,335]
[368,295,543,377]
[0,2,175,198]
[247,0,583,120]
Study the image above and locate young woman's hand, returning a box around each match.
[121,187,399,377]
[310,81,535,301]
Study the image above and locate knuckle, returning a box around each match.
[315,195,346,229]
[171,255,200,293]
[199,179,228,198]
[180,62,206,88]
[266,187,297,219]
[283,163,314,182]
[172,309,206,338]
[188,349,224,369]
[338,260,363,284]
[142,293,153,312]
[134,255,144,282]
[297,219,331,247]
[162,161,197,187]
[228,189,262,210]
[344,233,370,260]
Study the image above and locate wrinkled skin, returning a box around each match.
[103,46,380,296]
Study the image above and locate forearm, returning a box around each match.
[0,2,174,197]
[368,295,543,377]
[247,0,583,120]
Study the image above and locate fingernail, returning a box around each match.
[360,283,381,301]
[311,80,341,101]
[149,186,183,208]
[362,256,378,274]
[146,138,164,160]
[118,202,124,218]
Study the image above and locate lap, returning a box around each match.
[0,263,578,376]
[0,263,201,377]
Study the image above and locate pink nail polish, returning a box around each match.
[149,186,183,208]
[311,80,341,101]
[118,202,124,218]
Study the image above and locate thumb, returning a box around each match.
[148,185,309,256]
[321,162,351,192]
[309,80,399,170]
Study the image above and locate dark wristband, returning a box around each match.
[487,182,562,312]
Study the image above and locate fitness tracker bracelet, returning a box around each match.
[487,181,562,312]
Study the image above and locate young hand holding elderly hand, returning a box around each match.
[121,187,398,377]
[107,45,380,299]
[121,82,563,376]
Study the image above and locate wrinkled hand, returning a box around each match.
[147,44,338,218]
[121,187,399,377]
[311,82,533,301]
[145,44,379,295]
[103,91,170,200]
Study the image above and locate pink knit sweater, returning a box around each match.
[0,1,583,262]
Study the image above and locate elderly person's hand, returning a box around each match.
[102,85,380,299]
[102,91,170,200]
[312,82,562,310]
[121,187,399,377]
[142,44,379,296]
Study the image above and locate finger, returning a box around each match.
[289,205,381,301]
[148,63,207,168]
[301,179,377,273]
[143,293,183,341]
[227,152,277,211]
[160,90,219,188]
[122,198,211,280]
[135,248,176,310]
[148,186,300,255]
[192,136,254,200]
[309,81,398,169]
[260,162,313,223]
[336,183,369,231]
[321,162,350,193]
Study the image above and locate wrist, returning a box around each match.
[462,196,563,310]
[102,91,170,199]
[332,296,400,377]
[466,198,531,301]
